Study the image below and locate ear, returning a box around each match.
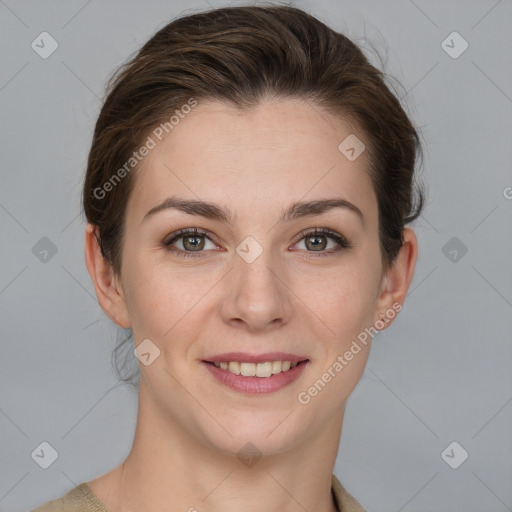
[373,227,418,329]
[84,223,131,328]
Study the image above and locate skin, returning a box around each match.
[85,98,418,512]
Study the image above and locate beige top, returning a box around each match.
[31,473,366,511]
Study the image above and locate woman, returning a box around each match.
[32,4,424,511]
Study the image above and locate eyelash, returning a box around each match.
[163,227,352,259]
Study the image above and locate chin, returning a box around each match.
[197,412,310,460]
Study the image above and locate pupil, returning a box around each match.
[184,236,204,251]
[307,235,326,251]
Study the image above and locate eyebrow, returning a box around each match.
[143,196,365,228]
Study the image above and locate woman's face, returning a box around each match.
[105,98,402,455]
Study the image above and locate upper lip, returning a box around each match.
[203,352,309,364]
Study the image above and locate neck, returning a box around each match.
[91,381,345,512]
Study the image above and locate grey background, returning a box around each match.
[1,0,511,511]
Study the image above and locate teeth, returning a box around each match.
[211,360,300,377]
[240,362,256,376]
[256,362,272,377]
[228,361,241,375]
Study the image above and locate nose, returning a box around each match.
[220,247,294,332]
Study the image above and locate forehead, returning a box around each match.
[127,98,377,227]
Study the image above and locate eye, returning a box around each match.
[292,227,352,256]
[163,227,352,259]
[163,228,218,258]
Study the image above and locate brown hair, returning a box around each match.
[82,4,426,384]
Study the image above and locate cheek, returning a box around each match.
[299,283,374,410]
[120,252,174,336]
[121,255,217,340]
[303,261,380,339]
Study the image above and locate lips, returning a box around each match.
[201,352,310,393]
[202,358,310,394]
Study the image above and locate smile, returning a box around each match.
[202,358,310,395]
[206,360,304,378]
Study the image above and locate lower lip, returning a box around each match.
[202,360,309,395]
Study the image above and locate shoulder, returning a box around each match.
[31,498,64,512]
[33,477,359,512]
[331,473,366,512]
[31,482,110,512]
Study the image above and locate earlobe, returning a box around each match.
[84,224,131,328]
[374,227,418,328]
